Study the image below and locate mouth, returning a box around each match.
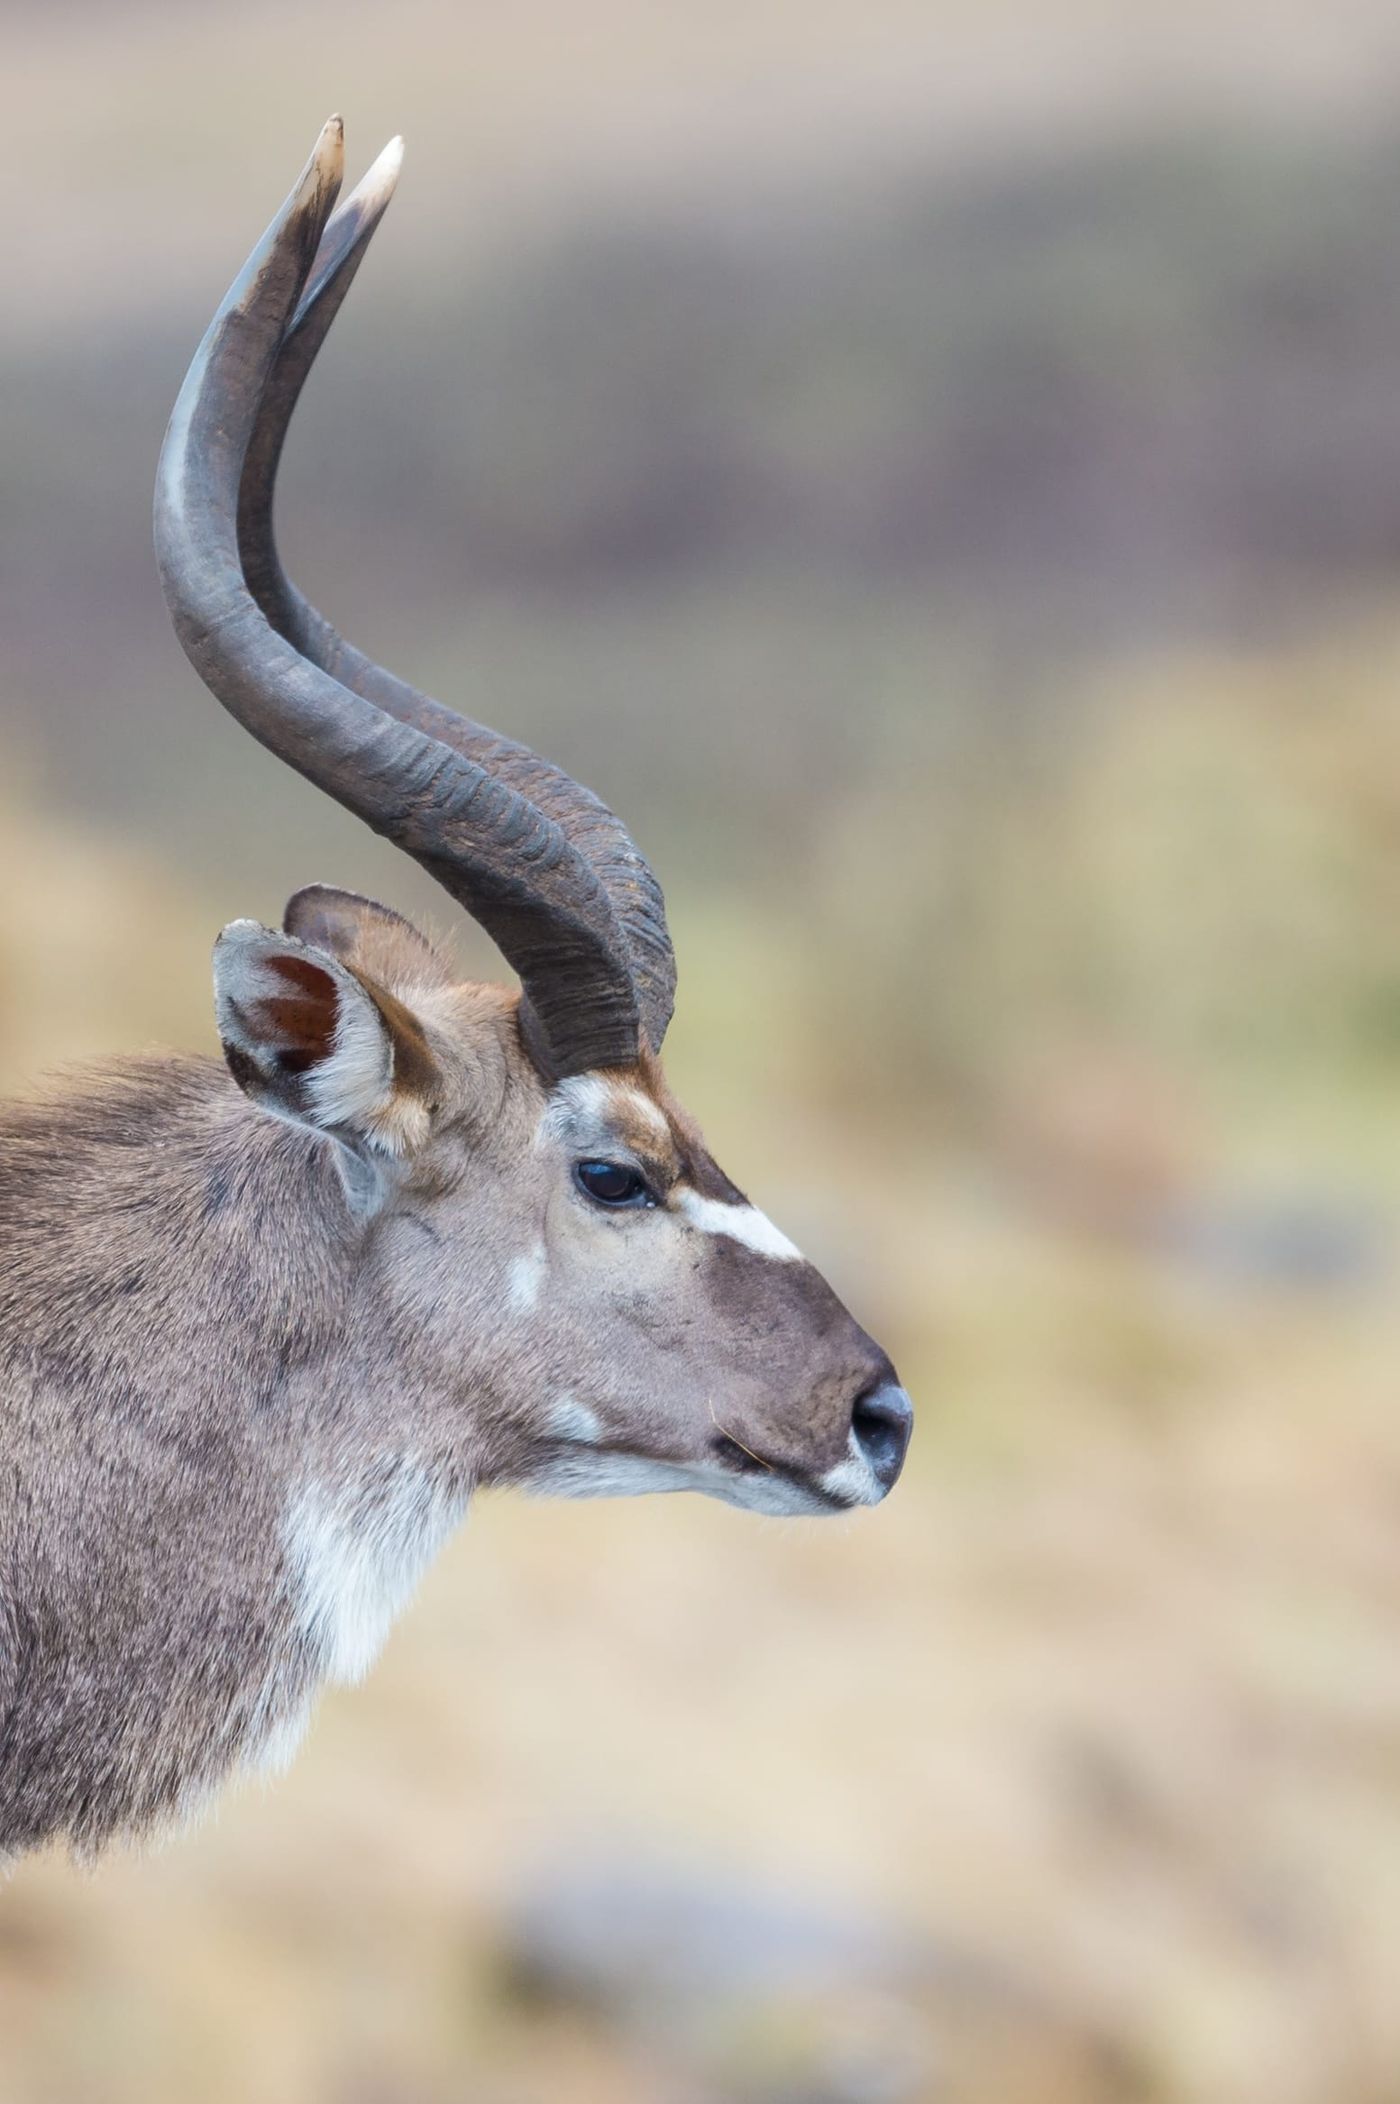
[706,1432,883,1515]
[525,1434,876,1516]
[524,1406,899,1516]
[706,1380,913,1514]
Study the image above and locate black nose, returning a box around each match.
[850,1381,914,1490]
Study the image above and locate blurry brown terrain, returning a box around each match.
[4,3,1400,2100]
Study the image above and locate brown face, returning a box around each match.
[173,123,909,1527]
[465,1065,914,1517]
[215,896,912,1517]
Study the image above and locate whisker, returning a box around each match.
[707,1397,773,1471]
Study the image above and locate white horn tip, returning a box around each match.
[376,135,406,182]
[348,135,405,212]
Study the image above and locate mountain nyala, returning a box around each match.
[0,120,913,1861]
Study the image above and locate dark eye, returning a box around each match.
[574,1159,655,1210]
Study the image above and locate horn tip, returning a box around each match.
[334,134,403,224]
[311,114,346,185]
[363,133,405,200]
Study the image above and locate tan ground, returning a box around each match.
[2,630,1399,2100]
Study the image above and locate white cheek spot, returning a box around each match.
[507,1241,548,1313]
[548,1396,602,1444]
[286,1461,467,1687]
[676,1190,804,1262]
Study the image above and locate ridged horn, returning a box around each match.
[235,138,677,1055]
[154,119,675,1080]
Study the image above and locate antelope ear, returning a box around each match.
[213,919,438,1158]
[283,885,453,993]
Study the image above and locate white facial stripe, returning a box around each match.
[541,1074,671,1147]
[547,1396,602,1444]
[506,1242,548,1313]
[540,1073,614,1143]
[676,1191,804,1262]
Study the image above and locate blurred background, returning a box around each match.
[4,3,1400,2099]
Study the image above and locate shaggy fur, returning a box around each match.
[0,894,899,1860]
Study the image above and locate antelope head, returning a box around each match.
[154,120,913,1521]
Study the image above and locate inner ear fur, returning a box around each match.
[214,919,440,1156]
[283,885,454,996]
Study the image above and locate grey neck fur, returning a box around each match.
[0,924,905,1864]
[0,1051,482,1859]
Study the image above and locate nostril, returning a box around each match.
[850,1382,914,1489]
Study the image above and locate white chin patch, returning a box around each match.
[817,1432,886,1509]
[675,1191,804,1262]
[527,1447,840,1517]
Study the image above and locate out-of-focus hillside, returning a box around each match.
[13,117,1400,1001]
[0,768,215,1089]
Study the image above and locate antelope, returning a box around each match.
[0,120,912,1864]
